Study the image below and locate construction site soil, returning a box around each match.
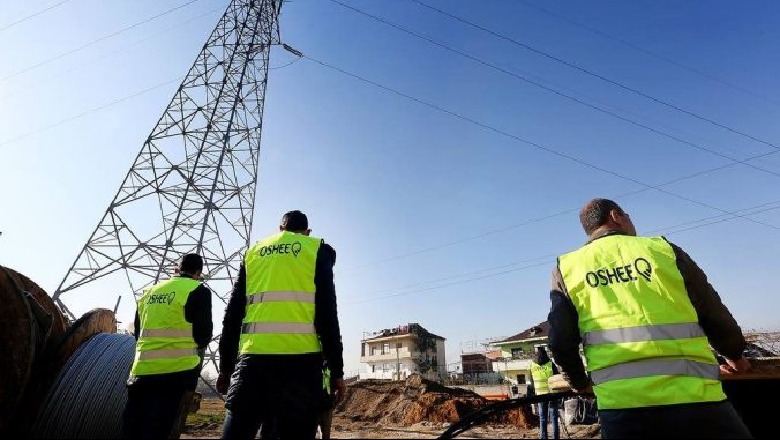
[182,376,601,439]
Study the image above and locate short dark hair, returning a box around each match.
[179,253,203,274]
[579,198,623,235]
[534,345,550,365]
[281,210,308,232]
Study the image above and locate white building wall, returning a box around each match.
[435,339,447,379]
[359,332,448,382]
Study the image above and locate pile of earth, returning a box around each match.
[335,374,534,428]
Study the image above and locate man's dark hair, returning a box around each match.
[281,210,308,232]
[179,253,203,274]
[579,198,623,235]
[533,345,551,365]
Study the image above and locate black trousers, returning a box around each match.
[121,370,198,439]
[598,400,752,439]
[221,354,322,440]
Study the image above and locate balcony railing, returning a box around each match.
[360,349,421,362]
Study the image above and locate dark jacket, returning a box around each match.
[547,231,746,390]
[131,275,213,388]
[219,241,344,380]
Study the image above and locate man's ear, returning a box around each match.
[279,225,284,231]
[609,209,623,225]
[174,267,181,275]
[304,229,312,236]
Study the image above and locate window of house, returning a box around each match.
[383,343,390,355]
[516,374,526,384]
[372,346,378,356]
[372,364,375,373]
[510,347,524,358]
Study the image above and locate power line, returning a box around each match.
[348,200,780,303]
[0,5,223,104]
[0,79,179,148]
[325,0,780,183]
[405,0,780,151]
[0,0,78,32]
[338,147,779,272]
[514,0,780,108]
[0,0,205,83]
[302,54,780,233]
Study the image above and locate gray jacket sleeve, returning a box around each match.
[547,264,590,390]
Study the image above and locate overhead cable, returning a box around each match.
[350,200,780,303]
[0,5,222,104]
[0,0,78,32]
[514,0,780,108]
[0,79,179,148]
[302,54,780,232]
[339,148,778,272]
[0,0,206,82]
[406,0,780,150]
[325,0,780,181]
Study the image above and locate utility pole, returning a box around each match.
[396,342,402,380]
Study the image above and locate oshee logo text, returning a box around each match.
[258,242,302,258]
[147,291,176,305]
[585,257,652,287]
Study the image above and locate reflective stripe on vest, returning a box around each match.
[130,276,201,376]
[590,358,720,385]
[140,328,194,338]
[242,322,317,334]
[530,361,554,395]
[558,235,725,409]
[240,231,323,355]
[137,348,199,360]
[582,323,705,346]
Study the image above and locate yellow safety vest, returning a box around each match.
[130,276,201,376]
[558,235,725,410]
[530,361,554,395]
[240,231,323,355]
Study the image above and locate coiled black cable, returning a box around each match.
[29,333,135,439]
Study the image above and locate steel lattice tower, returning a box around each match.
[52,0,282,372]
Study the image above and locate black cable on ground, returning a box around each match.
[438,391,580,439]
[28,333,135,439]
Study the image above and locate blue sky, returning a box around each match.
[1,0,779,376]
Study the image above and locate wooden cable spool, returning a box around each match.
[54,308,118,368]
[0,265,68,437]
[0,271,36,437]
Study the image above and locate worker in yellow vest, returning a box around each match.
[547,198,752,439]
[529,346,559,439]
[216,210,345,440]
[122,253,213,439]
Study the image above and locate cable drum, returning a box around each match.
[29,333,135,439]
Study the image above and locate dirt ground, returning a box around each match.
[182,399,599,439]
[180,375,602,439]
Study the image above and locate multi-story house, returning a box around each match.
[490,321,549,389]
[359,323,446,382]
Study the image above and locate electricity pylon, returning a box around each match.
[53,0,283,377]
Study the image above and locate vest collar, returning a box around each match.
[587,229,628,244]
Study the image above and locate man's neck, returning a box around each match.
[588,228,626,243]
